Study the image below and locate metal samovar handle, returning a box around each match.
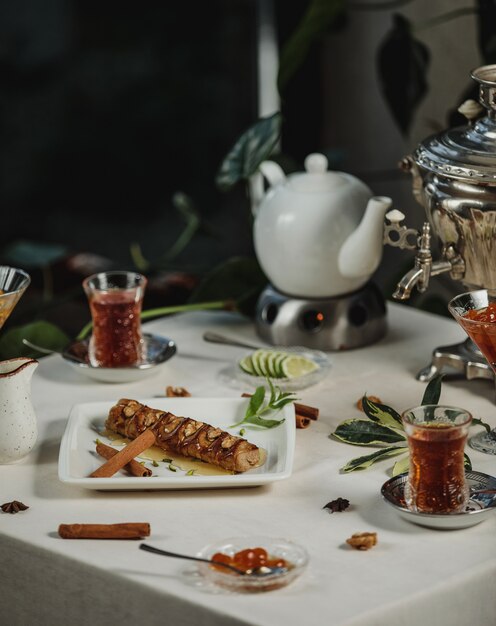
[383,211,464,300]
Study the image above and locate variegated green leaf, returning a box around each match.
[215,113,282,191]
[361,395,403,429]
[333,419,406,446]
[340,446,407,473]
[472,417,492,433]
[392,454,410,476]
[464,453,472,470]
[421,373,443,405]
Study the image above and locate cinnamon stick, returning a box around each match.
[95,442,152,478]
[241,393,319,428]
[295,414,312,429]
[90,429,157,478]
[294,402,319,421]
[58,523,150,540]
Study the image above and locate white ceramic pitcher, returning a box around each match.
[0,357,38,464]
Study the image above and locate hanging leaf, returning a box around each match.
[340,446,407,473]
[361,395,403,429]
[215,113,282,191]
[0,321,70,360]
[421,373,443,405]
[477,0,496,63]
[377,14,430,134]
[277,0,346,93]
[333,419,407,446]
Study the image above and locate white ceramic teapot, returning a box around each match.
[250,153,392,298]
[0,357,38,464]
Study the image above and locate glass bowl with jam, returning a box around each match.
[196,536,308,592]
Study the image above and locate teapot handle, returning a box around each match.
[249,160,286,216]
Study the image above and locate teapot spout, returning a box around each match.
[338,196,392,280]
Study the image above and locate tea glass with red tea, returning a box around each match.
[83,271,147,368]
[402,405,472,514]
[448,289,496,454]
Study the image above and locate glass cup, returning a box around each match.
[83,271,147,368]
[402,405,472,514]
[448,289,496,454]
[0,266,31,331]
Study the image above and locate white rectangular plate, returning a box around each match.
[58,397,295,490]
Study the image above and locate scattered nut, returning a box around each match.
[356,396,382,411]
[346,532,377,550]
[166,386,191,397]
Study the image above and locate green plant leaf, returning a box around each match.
[340,446,407,473]
[3,240,68,268]
[477,0,496,63]
[333,419,407,446]
[215,113,282,191]
[377,13,430,134]
[277,0,346,92]
[188,256,267,318]
[246,386,266,419]
[361,395,403,429]
[392,454,410,476]
[472,417,492,434]
[464,453,472,470]
[0,321,70,360]
[421,373,443,405]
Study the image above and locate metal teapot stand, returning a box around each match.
[416,338,494,383]
[254,282,387,351]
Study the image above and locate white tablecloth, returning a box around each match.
[1,303,496,626]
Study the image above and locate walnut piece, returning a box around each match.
[1,500,29,514]
[346,532,377,550]
[166,386,191,397]
[356,396,382,412]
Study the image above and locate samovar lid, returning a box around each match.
[413,65,496,183]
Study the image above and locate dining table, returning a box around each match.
[1,301,496,626]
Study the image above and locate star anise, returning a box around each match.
[1,500,29,514]
[323,497,350,513]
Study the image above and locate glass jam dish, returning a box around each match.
[196,536,308,593]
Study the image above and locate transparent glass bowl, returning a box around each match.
[196,536,308,593]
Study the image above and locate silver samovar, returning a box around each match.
[387,65,496,382]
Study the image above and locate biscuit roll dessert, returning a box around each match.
[106,398,264,473]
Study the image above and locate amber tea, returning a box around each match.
[83,272,147,368]
[402,406,472,514]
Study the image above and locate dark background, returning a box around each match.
[0,0,327,337]
[1,1,324,268]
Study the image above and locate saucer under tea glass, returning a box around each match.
[448,289,496,454]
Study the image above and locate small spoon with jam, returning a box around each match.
[139,543,288,576]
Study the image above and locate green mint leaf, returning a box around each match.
[246,385,265,418]
[243,414,285,429]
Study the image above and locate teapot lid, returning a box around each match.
[413,65,496,183]
[288,153,351,192]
